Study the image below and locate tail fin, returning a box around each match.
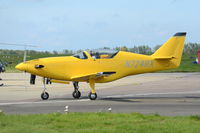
[152,32,186,67]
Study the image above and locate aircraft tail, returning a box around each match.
[151,32,186,68]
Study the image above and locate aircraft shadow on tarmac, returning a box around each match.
[50,96,90,101]
[99,97,141,103]
[49,96,139,102]
[99,96,200,103]
[41,95,200,103]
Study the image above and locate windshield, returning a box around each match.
[88,49,119,59]
[73,52,88,59]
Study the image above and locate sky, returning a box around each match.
[0,0,199,51]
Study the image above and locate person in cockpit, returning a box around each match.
[90,51,96,59]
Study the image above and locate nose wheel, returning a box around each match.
[41,92,49,100]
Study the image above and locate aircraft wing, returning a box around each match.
[71,72,116,81]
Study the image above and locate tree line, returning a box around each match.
[107,43,200,55]
[0,43,200,57]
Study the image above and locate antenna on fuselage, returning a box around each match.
[0,43,38,62]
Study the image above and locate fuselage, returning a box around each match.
[16,51,177,83]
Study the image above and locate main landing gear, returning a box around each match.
[41,78,49,100]
[39,78,98,100]
[72,82,81,99]
[88,79,97,100]
[72,79,97,100]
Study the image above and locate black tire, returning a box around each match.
[88,92,97,100]
[41,92,49,100]
[72,91,81,99]
[0,83,3,86]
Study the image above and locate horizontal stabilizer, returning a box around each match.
[153,56,175,60]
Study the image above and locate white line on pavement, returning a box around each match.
[1,91,200,106]
[0,99,90,106]
[105,91,200,98]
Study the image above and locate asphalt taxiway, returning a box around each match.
[0,72,200,116]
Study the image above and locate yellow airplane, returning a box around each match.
[16,32,186,100]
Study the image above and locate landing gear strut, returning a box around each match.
[88,79,97,100]
[41,78,49,100]
[72,82,81,99]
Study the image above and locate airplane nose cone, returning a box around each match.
[15,63,27,71]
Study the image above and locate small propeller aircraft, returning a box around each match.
[16,32,186,100]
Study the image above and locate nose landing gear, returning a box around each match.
[72,80,97,100]
[41,78,49,100]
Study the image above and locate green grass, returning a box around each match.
[0,112,200,133]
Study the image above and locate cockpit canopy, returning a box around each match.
[73,49,119,59]
[73,52,88,59]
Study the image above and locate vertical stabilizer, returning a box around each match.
[152,32,186,67]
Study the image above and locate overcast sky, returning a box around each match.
[0,0,199,51]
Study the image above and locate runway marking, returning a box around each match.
[105,91,200,98]
[1,91,200,106]
[0,99,90,106]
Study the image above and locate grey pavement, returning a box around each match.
[0,72,200,116]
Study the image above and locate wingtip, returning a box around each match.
[173,32,187,36]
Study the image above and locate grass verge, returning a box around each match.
[0,112,200,133]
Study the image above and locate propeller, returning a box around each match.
[30,74,36,84]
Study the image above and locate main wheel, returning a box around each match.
[72,91,81,99]
[41,92,49,100]
[0,83,3,86]
[88,92,97,100]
